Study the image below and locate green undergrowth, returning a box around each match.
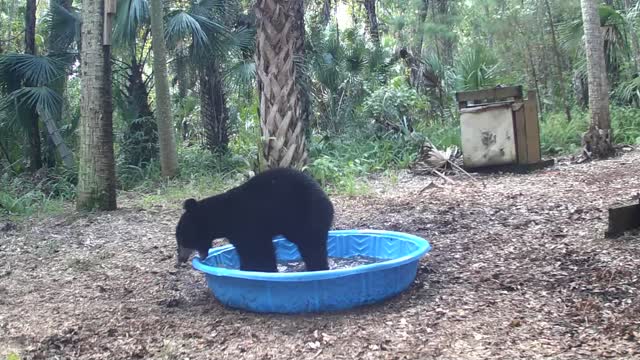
[3,106,640,218]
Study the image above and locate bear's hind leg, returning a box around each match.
[288,230,329,272]
[234,237,278,273]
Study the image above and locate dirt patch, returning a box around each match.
[2,152,640,359]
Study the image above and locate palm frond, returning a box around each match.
[113,0,150,47]
[224,59,255,95]
[228,25,255,53]
[165,11,229,58]
[0,54,65,87]
[558,4,629,69]
[166,11,210,50]
[44,2,81,53]
[11,87,63,118]
[455,46,499,91]
[192,0,226,18]
[0,86,62,133]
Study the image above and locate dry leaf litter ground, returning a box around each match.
[1,151,640,359]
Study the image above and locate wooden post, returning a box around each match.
[523,90,541,164]
[512,102,528,164]
[103,0,117,46]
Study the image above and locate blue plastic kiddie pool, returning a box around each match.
[192,229,431,313]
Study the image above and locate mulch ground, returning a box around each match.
[1,151,640,360]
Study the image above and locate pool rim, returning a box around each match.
[191,229,431,282]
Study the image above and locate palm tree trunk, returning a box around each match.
[364,0,380,47]
[25,0,42,172]
[255,0,307,170]
[149,0,178,177]
[122,58,158,166]
[200,60,230,154]
[580,0,614,158]
[77,0,117,210]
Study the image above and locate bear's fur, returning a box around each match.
[175,167,334,272]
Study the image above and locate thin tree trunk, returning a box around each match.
[293,0,310,138]
[149,0,178,177]
[580,0,614,158]
[413,0,429,57]
[199,60,229,154]
[25,0,42,172]
[77,0,117,210]
[543,0,572,122]
[364,0,380,47]
[175,42,190,141]
[524,40,543,112]
[255,0,307,170]
[322,0,331,26]
[25,0,36,54]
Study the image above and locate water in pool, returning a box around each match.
[276,255,385,273]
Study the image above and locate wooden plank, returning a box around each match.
[461,159,554,174]
[605,201,640,238]
[455,86,523,105]
[512,102,528,164]
[523,90,541,164]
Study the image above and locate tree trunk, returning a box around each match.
[149,0,178,177]
[580,0,614,158]
[364,0,380,47]
[122,59,159,166]
[25,0,42,172]
[77,0,117,210]
[255,0,307,170]
[413,0,429,57]
[25,0,36,55]
[199,60,230,154]
[543,0,572,122]
[322,0,331,26]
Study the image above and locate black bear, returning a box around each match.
[175,167,334,272]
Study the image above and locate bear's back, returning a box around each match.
[222,168,332,235]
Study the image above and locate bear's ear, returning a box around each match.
[183,198,198,212]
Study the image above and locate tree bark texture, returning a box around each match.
[255,0,308,170]
[149,0,178,177]
[78,0,117,210]
[580,0,614,158]
[25,0,42,171]
[322,0,331,26]
[364,0,380,47]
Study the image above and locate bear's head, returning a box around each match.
[175,198,210,265]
